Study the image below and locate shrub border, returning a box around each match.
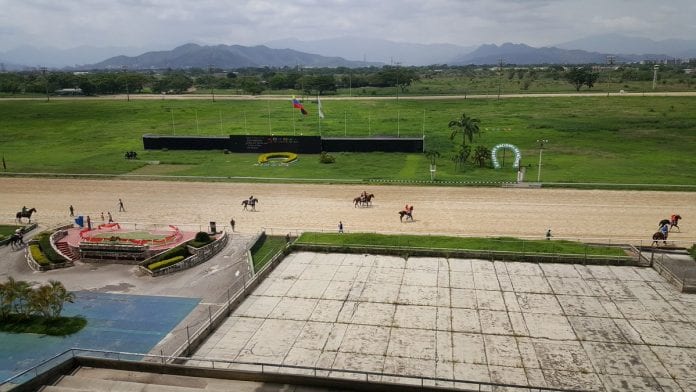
[258,152,298,164]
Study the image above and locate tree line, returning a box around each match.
[0,277,74,319]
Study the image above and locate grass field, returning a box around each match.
[0,225,22,240]
[250,235,288,272]
[1,96,695,187]
[295,232,628,257]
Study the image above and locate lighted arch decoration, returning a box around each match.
[491,143,521,169]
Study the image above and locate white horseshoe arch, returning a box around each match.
[491,143,521,169]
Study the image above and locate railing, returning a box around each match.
[0,348,588,392]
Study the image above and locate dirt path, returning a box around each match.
[1,178,694,245]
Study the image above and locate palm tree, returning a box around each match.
[48,280,74,318]
[5,277,32,317]
[424,150,441,180]
[473,145,491,167]
[29,284,53,318]
[448,112,481,147]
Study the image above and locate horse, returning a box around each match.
[670,214,682,232]
[652,231,667,246]
[8,233,25,250]
[658,219,671,229]
[242,198,258,211]
[399,208,414,222]
[15,207,37,223]
[353,193,375,208]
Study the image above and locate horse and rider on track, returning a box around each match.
[653,214,682,246]
[15,206,37,223]
[399,204,414,222]
[353,191,375,208]
[242,196,259,211]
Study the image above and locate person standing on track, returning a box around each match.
[118,198,125,212]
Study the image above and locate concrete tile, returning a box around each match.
[484,335,522,367]
[488,365,528,388]
[235,295,281,318]
[402,269,438,286]
[448,258,473,272]
[509,275,552,294]
[333,265,362,282]
[508,312,529,336]
[324,323,348,351]
[451,288,477,309]
[582,341,651,376]
[546,277,595,296]
[331,352,384,374]
[493,261,508,275]
[523,313,576,340]
[516,337,540,369]
[612,318,645,344]
[632,345,672,379]
[436,330,453,362]
[586,265,618,280]
[274,263,308,280]
[496,273,514,292]
[476,289,507,311]
[614,299,654,320]
[373,255,406,269]
[382,356,436,382]
[608,265,644,281]
[656,377,686,392]
[346,281,365,301]
[387,328,437,360]
[358,282,400,303]
[339,325,390,355]
[313,253,346,265]
[341,253,372,266]
[533,340,593,373]
[584,279,609,296]
[634,267,664,282]
[651,346,696,380]
[353,266,372,282]
[451,308,481,333]
[437,306,452,331]
[628,320,678,346]
[473,273,501,291]
[573,265,595,280]
[437,269,450,288]
[662,322,696,347]
[624,281,663,301]
[598,297,624,318]
[598,374,663,391]
[505,262,543,276]
[321,280,353,301]
[286,279,331,299]
[667,300,696,323]
[397,285,438,306]
[503,292,522,312]
[294,321,335,350]
[283,347,324,368]
[540,263,581,278]
[405,256,440,271]
[471,259,496,274]
[300,264,339,280]
[254,277,295,297]
[557,295,610,317]
[431,360,455,388]
[676,379,696,392]
[524,368,548,388]
[336,301,358,323]
[393,304,436,330]
[479,310,514,335]
[515,293,563,314]
[452,332,486,364]
[597,279,636,299]
[449,271,475,289]
[452,362,490,383]
[268,297,318,321]
[351,302,395,326]
[366,267,404,284]
[437,286,451,307]
[542,369,603,391]
[238,319,305,363]
[642,300,687,322]
[568,316,627,343]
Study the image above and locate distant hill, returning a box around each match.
[86,43,377,70]
[265,36,474,66]
[0,45,162,68]
[556,34,696,59]
[451,43,672,65]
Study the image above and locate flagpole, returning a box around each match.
[219,110,223,135]
[422,109,425,138]
[267,99,271,135]
[293,102,296,136]
[397,110,400,138]
[368,113,371,136]
[344,110,347,136]
[244,111,247,134]
[318,95,322,137]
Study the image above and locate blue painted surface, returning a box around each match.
[0,291,199,382]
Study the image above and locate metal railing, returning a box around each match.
[1,348,589,392]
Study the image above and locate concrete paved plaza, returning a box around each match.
[192,252,696,391]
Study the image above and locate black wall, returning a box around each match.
[143,134,423,153]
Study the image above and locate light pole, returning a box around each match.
[208,64,215,102]
[652,64,659,90]
[536,139,549,182]
[40,67,49,102]
[122,65,130,102]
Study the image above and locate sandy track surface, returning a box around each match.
[2,178,694,245]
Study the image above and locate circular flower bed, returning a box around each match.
[258,152,298,165]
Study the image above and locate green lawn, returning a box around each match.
[0,314,87,336]
[250,235,288,272]
[0,225,22,240]
[91,231,168,240]
[296,232,627,257]
[1,96,695,187]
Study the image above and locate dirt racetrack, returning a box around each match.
[1,178,694,246]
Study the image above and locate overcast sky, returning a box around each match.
[1,0,694,51]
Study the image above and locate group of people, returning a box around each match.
[69,199,126,230]
[124,151,138,160]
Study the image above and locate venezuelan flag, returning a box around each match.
[292,95,308,115]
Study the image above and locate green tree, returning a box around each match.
[448,112,481,147]
[47,280,74,318]
[564,67,599,91]
[239,76,265,95]
[473,145,491,167]
[451,145,471,171]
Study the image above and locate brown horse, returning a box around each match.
[354,193,375,207]
[15,207,37,223]
[242,198,258,211]
[652,231,667,246]
[399,206,414,222]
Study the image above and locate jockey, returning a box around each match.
[660,223,669,238]
[404,204,409,212]
[22,206,27,214]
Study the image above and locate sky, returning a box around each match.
[0,0,694,51]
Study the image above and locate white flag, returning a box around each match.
[318,96,325,119]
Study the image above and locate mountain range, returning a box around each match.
[1,34,695,70]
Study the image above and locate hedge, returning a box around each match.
[156,244,190,260]
[148,255,185,271]
[29,244,49,265]
[36,232,67,263]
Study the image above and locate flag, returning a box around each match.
[317,96,325,119]
[292,95,308,115]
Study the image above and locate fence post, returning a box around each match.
[208,306,213,332]
[186,325,191,356]
[160,349,165,364]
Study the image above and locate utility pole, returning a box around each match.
[497,58,504,100]
[652,64,659,90]
[536,139,549,182]
[122,65,130,102]
[40,67,49,102]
